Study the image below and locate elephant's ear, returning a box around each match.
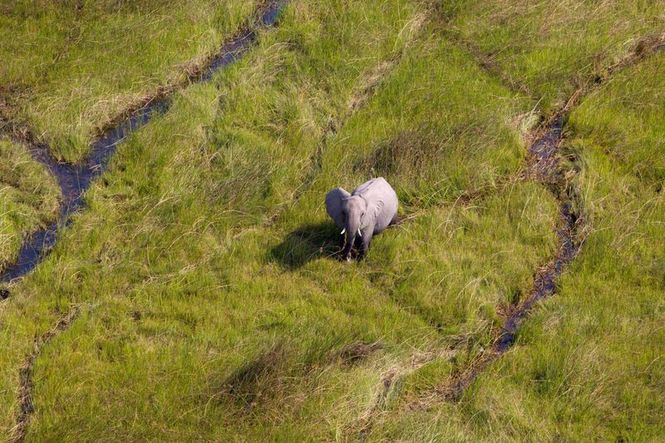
[325,187,350,229]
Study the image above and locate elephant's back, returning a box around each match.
[357,178,397,234]
[353,177,396,199]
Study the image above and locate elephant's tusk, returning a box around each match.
[357,228,362,237]
[340,228,346,235]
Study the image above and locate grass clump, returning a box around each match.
[0,0,256,162]
[0,140,59,269]
[317,31,531,207]
[204,0,428,223]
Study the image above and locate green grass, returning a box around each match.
[0,1,560,439]
[0,140,59,269]
[447,0,664,113]
[0,0,431,437]
[366,36,665,443]
[0,0,663,440]
[0,0,256,162]
[313,35,531,206]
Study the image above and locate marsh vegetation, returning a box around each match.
[0,0,663,440]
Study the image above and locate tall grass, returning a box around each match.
[0,0,256,162]
[0,0,559,439]
[0,0,662,440]
[366,32,665,443]
[448,0,664,113]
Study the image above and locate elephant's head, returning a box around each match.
[325,187,367,261]
[339,195,367,259]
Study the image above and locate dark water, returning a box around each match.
[442,115,582,400]
[442,36,665,398]
[495,114,581,352]
[0,1,286,290]
[490,38,665,349]
[494,114,581,353]
[494,202,579,352]
[528,114,563,162]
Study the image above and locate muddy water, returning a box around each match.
[0,1,286,289]
[494,201,580,352]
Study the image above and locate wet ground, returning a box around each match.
[438,111,584,401]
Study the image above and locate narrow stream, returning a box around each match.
[0,1,286,290]
[434,33,665,402]
[444,113,584,399]
[495,114,582,352]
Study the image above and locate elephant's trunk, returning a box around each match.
[342,214,362,261]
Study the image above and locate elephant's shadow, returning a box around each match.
[270,222,358,269]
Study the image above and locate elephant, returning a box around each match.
[325,177,398,261]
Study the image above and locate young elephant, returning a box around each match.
[325,177,398,261]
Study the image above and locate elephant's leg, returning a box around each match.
[342,239,354,261]
[354,235,364,252]
[358,231,373,261]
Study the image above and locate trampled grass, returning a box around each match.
[0,0,256,162]
[0,140,59,269]
[0,0,663,440]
